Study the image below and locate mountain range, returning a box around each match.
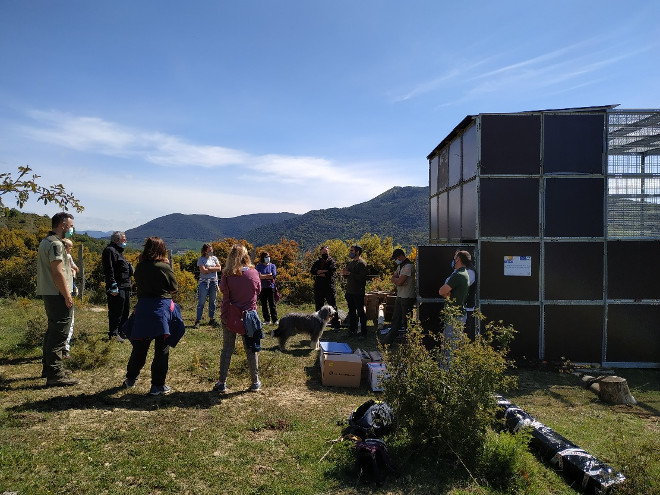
[125,186,429,252]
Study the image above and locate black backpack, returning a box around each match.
[354,438,398,485]
[348,400,394,439]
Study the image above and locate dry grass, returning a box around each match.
[1,298,659,494]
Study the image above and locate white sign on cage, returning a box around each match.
[503,256,532,276]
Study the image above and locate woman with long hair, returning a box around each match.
[123,236,181,395]
[194,243,222,328]
[214,244,263,393]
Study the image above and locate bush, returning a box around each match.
[381,305,517,470]
[476,429,534,492]
[22,314,47,348]
[67,328,112,370]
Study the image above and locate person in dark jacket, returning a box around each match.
[122,236,179,395]
[310,246,340,329]
[341,244,368,338]
[102,231,134,341]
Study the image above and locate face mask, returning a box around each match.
[451,259,455,269]
[264,257,271,263]
[321,253,329,260]
[349,252,356,259]
[395,259,402,265]
[64,227,74,238]
[121,242,127,248]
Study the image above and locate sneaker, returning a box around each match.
[212,381,227,393]
[249,381,262,392]
[263,320,271,325]
[46,376,79,387]
[62,350,71,359]
[272,320,279,326]
[122,378,136,389]
[112,334,126,343]
[209,318,219,327]
[193,320,200,329]
[379,327,391,335]
[148,384,172,396]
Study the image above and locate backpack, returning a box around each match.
[348,400,394,439]
[354,438,398,485]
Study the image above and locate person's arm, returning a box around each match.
[392,273,409,286]
[51,260,73,308]
[439,283,452,299]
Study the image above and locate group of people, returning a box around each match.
[37,210,475,392]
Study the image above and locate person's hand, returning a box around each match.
[65,293,73,308]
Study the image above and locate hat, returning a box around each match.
[391,248,405,260]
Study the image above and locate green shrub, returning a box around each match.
[21,314,47,348]
[381,305,517,470]
[67,328,112,370]
[476,429,534,492]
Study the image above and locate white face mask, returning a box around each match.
[264,257,271,263]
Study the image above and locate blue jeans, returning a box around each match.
[196,279,218,321]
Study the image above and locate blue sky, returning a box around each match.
[1,1,659,232]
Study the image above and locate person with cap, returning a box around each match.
[380,248,416,345]
[102,231,134,342]
[310,246,341,329]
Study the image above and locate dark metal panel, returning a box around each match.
[544,114,605,174]
[480,178,540,237]
[481,114,541,174]
[430,155,439,195]
[480,242,540,301]
[417,245,475,299]
[418,301,443,334]
[430,195,439,241]
[545,178,604,237]
[607,240,660,299]
[544,305,603,362]
[437,192,448,240]
[438,146,449,191]
[607,305,660,362]
[544,242,604,300]
[448,187,461,239]
[462,180,477,240]
[463,123,477,180]
[449,139,462,187]
[480,304,540,359]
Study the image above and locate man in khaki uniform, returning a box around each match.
[380,248,416,345]
[37,212,78,386]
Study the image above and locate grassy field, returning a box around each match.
[1,297,658,494]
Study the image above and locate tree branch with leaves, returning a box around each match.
[1,165,84,214]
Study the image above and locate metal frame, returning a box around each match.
[426,107,660,368]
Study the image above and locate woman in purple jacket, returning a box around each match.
[214,244,263,393]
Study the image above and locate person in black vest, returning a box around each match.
[380,248,416,345]
[310,246,340,329]
[102,231,134,342]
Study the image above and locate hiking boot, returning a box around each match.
[213,381,227,393]
[122,378,136,389]
[249,381,262,392]
[193,320,200,329]
[42,369,71,378]
[148,384,172,396]
[46,376,79,387]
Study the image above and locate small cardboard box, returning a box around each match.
[367,362,388,392]
[321,352,362,388]
[354,348,372,381]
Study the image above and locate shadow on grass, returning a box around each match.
[0,356,40,366]
[6,386,248,413]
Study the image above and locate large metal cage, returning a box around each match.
[423,106,660,367]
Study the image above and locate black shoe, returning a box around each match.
[46,376,79,387]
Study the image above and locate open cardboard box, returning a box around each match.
[319,341,362,388]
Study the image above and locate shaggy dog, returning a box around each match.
[273,305,337,351]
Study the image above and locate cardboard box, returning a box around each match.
[354,348,372,381]
[367,362,388,392]
[321,352,362,388]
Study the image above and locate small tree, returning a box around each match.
[1,166,84,214]
[381,305,517,467]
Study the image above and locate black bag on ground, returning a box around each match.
[354,438,398,485]
[347,399,394,439]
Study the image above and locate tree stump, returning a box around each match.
[598,376,637,405]
[579,374,637,405]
